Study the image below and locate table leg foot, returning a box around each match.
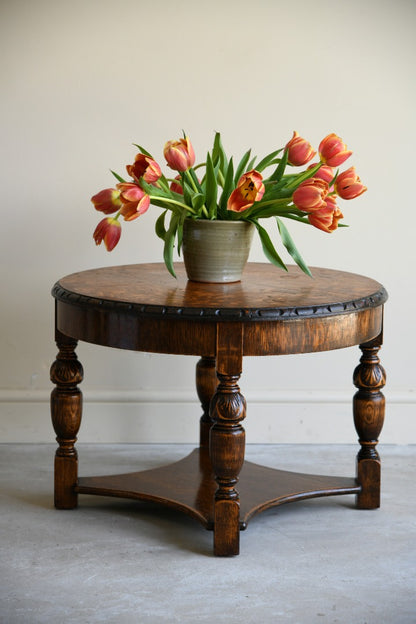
[353,335,386,509]
[50,329,83,509]
[213,499,241,556]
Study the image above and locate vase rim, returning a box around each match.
[184,218,252,225]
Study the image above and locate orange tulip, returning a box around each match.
[91,188,122,214]
[319,133,352,167]
[164,136,195,171]
[292,178,329,212]
[335,166,367,200]
[93,217,121,251]
[117,183,150,221]
[308,196,343,232]
[286,131,316,166]
[227,170,265,212]
[126,153,161,185]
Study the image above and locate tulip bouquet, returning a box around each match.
[91,131,367,277]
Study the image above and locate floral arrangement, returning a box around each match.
[91,131,366,277]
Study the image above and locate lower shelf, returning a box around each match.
[75,448,360,530]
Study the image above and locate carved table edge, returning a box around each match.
[52,283,388,322]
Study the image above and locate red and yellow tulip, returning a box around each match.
[307,196,343,233]
[126,153,161,185]
[93,217,121,251]
[164,136,195,171]
[292,177,329,212]
[227,170,265,213]
[286,131,316,166]
[335,166,367,200]
[319,133,352,167]
[91,188,122,214]
[117,183,150,221]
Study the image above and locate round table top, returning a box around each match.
[53,263,387,322]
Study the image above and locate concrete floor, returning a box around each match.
[0,444,415,624]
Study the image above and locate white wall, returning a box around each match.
[1,0,415,444]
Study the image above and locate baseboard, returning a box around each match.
[1,389,414,444]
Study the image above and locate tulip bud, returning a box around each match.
[227,170,265,213]
[292,178,329,212]
[319,133,352,167]
[91,188,122,214]
[335,166,367,200]
[126,153,161,185]
[286,131,316,166]
[93,217,121,251]
[164,136,195,171]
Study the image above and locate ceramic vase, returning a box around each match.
[182,219,254,283]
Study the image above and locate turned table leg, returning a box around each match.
[50,328,83,509]
[209,324,246,556]
[353,334,386,509]
[196,356,218,448]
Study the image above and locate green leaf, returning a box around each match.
[276,217,312,277]
[267,149,288,182]
[187,167,203,193]
[147,196,183,214]
[280,213,312,225]
[251,220,288,271]
[256,149,283,172]
[245,201,294,220]
[139,178,172,200]
[218,156,234,217]
[190,193,206,212]
[212,132,221,162]
[163,212,179,278]
[110,170,126,183]
[181,173,193,207]
[247,155,257,171]
[205,151,218,218]
[283,161,322,191]
[234,149,251,184]
[212,132,228,176]
[132,144,154,158]
[177,215,185,255]
[155,210,168,241]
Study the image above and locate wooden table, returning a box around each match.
[51,263,387,556]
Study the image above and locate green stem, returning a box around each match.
[157,178,171,193]
[185,169,199,193]
[280,213,311,224]
[149,195,196,214]
[243,199,292,219]
[254,198,292,208]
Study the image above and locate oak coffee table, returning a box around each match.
[51,263,387,556]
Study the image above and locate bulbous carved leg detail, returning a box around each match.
[196,357,217,449]
[353,336,386,509]
[210,372,246,556]
[50,330,83,509]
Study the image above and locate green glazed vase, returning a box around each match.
[182,219,254,283]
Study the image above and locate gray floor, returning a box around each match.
[1,444,415,624]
